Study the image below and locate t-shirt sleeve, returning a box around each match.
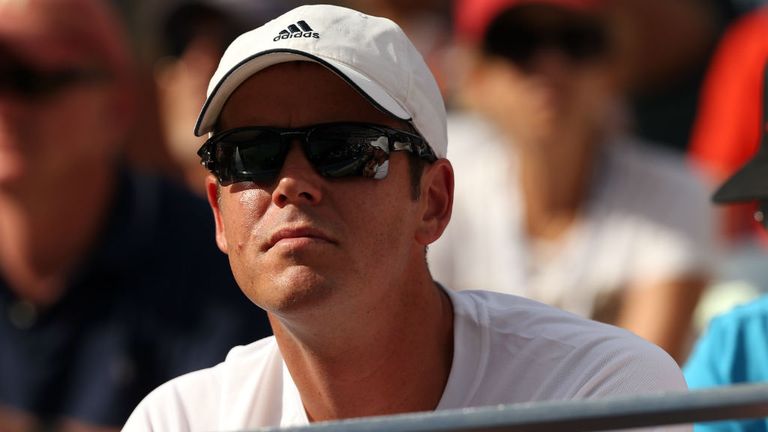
[575,338,691,432]
[574,337,689,399]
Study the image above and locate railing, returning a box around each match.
[253,382,768,431]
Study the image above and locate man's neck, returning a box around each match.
[270,275,454,422]
[0,169,115,306]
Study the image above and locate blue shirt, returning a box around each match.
[0,170,272,428]
[684,295,768,431]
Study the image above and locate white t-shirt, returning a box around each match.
[123,289,687,431]
[429,114,715,318]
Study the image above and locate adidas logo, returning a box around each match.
[273,20,320,42]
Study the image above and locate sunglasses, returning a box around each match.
[0,59,110,100]
[484,14,607,65]
[198,122,437,185]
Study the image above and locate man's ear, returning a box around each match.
[415,159,454,246]
[205,174,229,254]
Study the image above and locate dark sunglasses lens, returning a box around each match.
[485,8,606,64]
[215,129,286,184]
[0,63,39,96]
[0,62,109,99]
[487,28,532,63]
[490,27,605,63]
[561,25,606,59]
[305,126,388,178]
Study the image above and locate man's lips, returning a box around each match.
[264,226,335,251]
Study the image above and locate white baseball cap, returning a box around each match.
[194,4,448,159]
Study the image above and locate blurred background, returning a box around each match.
[2,0,768,429]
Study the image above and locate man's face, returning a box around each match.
[208,62,429,319]
[0,3,121,190]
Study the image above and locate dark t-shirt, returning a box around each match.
[0,170,272,427]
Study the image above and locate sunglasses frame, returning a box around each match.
[198,122,437,185]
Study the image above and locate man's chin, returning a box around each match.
[250,268,336,314]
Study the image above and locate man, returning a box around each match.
[683,60,768,431]
[124,5,687,431]
[429,0,714,362]
[0,1,270,430]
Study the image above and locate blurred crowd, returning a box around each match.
[1,0,768,430]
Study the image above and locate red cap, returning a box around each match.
[455,0,603,43]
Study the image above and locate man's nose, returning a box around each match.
[271,141,324,207]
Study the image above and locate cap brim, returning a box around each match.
[713,151,768,203]
[194,49,411,136]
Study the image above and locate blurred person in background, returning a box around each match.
[429,0,715,362]
[152,0,279,195]
[0,0,271,430]
[605,0,767,155]
[684,59,768,432]
[605,0,722,153]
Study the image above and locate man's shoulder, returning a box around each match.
[143,336,280,401]
[448,290,685,401]
[124,337,281,431]
[223,336,280,363]
[453,289,663,352]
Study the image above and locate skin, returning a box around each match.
[461,7,705,362]
[206,61,455,421]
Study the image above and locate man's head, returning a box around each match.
[455,0,617,145]
[711,61,768,220]
[0,0,137,189]
[196,5,453,317]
